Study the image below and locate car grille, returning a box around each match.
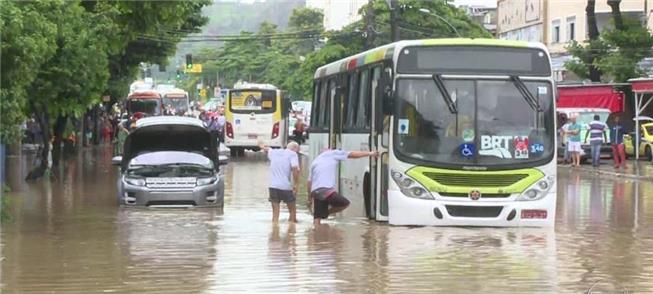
[424,173,528,187]
[439,193,511,198]
[146,177,196,189]
[445,205,503,218]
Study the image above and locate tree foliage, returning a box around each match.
[1,0,209,179]
[194,0,491,100]
[565,17,653,82]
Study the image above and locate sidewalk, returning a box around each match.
[567,160,653,180]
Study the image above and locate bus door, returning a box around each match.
[327,78,341,149]
[369,66,389,221]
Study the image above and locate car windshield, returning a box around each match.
[128,99,161,116]
[394,78,554,168]
[127,163,213,178]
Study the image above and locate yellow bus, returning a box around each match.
[224,82,289,156]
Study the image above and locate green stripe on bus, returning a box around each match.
[406,166,544,194]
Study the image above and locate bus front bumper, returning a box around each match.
[387,191,555,227]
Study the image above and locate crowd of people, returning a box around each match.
[558,113,627,169]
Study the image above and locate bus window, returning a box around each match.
[345,72,359,129]
[318,79,329,128]
[370,66,382,129]
[356,69,371,129]
[312,81,321,128]
[229,89,277,114]
[322,79,337,128]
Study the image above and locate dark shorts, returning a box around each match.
[269,188,295,204]
[312,190,350,219]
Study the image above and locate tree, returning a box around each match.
[0,1,58,143]
[24,1,111,175]
[566,1,653,83]
[291,0,492,99]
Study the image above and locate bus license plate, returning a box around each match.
[248,134,257,139]
[521,209,547,219]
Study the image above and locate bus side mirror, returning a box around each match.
[380,71,394,115]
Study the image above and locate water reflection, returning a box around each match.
[3,150,653,292]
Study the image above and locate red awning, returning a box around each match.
[629,78,653,93]
[557,84,624,113]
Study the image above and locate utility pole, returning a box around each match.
[389,0,399,42]
[365,0,376,49]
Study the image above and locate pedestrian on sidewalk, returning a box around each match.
[558,113,571,164]
[260,141,301,223]
[566,115,582,167]
[610,115,627,169]
[584,114,608,167]
[307,149,378,226]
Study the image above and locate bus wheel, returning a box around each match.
[363,172,372,219]
[238,148,245,157]
[230,148,238,157]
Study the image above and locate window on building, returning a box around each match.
[567,17,576,41]
[552,20,561,43]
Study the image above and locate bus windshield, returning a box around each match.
[394,78,554,168]
[128,99,161,116]
[162,97,189,113]
[229,89,276,114]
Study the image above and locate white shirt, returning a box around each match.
[267,149,299,190]
[308,150,350,192]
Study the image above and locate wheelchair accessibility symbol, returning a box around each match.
[460,143,475,158]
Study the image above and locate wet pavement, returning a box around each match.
[2,147,653,293]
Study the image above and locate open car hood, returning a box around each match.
[122,119,217,170]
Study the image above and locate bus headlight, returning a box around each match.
[517,177,554,201]
[391,169,433,200]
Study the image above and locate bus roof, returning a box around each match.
[161,88,188,98]
[314,38,547,79]
[233,82,277,90]
[128,90,161,99]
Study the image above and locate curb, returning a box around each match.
[574,166,653,180]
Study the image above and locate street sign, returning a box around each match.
[102,95,111,102]
[200,89,207,98]
[184,64,202,73]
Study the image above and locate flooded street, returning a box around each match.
[2,147,653,293]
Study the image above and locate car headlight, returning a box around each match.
[124,177,145,186]
[517,176,554,201]
[197,176,217,186]
[391,169,433,200]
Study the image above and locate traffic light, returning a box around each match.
[185,54,193,70]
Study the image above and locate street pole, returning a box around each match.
[390,0,399,42]
[365,0,375,49]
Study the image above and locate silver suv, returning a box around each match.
[112,116,226,208]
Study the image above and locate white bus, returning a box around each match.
[310,39,557,226]
[225,83,289,156]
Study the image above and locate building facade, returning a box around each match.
[306,0,367,31]
[497,0,652,80]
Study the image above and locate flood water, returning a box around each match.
[2,147,653,293]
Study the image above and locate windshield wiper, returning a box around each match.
[432,74,457,114]
[510,76,541,112]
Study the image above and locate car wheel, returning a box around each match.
[646,146,652,161]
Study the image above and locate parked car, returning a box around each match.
[624,118,653,161]
[112,116,227,208]
[557,108,612,162]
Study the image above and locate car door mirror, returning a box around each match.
[112,156,122,166]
